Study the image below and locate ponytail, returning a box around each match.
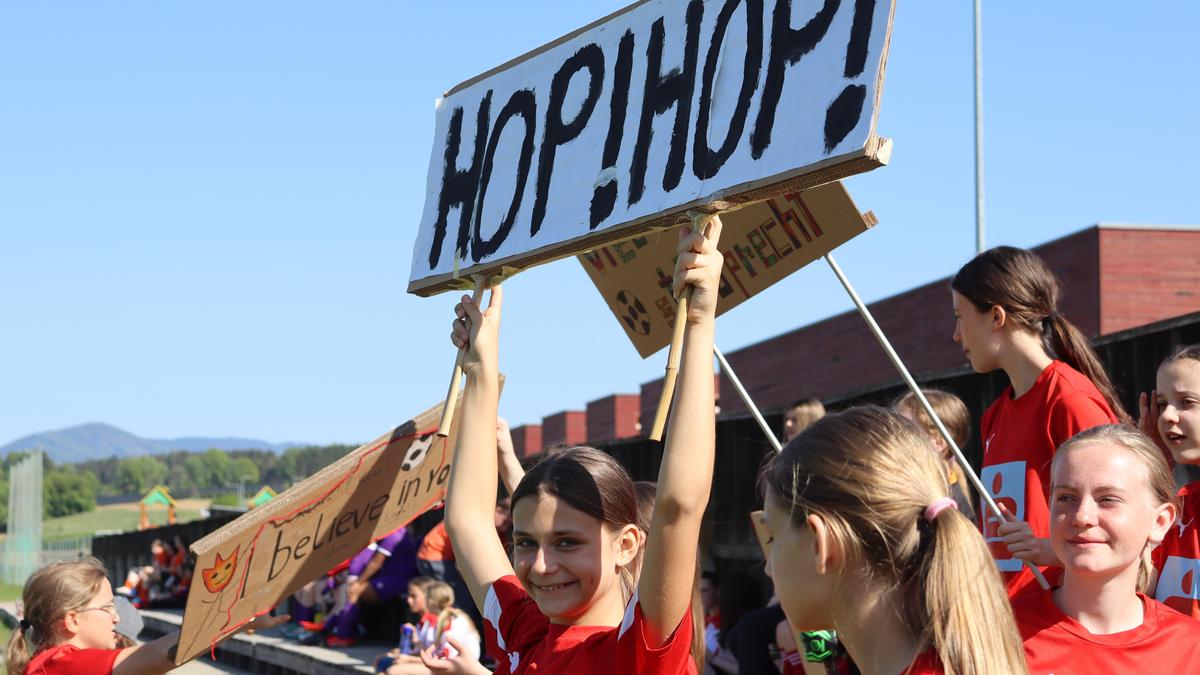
[923,507,1026,675]
[1045,314,1130,424]
[953,246,1129,423]
[6,621,33,675]
[765,407,1027,675]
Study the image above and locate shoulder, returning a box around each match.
[615,592,697,674]
[483,575,547,657]
[1010,588,1059,637]
[1147,595,1200,634]
[27,644,119,675]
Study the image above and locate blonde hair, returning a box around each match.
[1054,424,1179,592]
[6,557,109,675]
[764,406,1025,675]
[785,398,826,434]
[422,581,479,650]
[893,389,971,450]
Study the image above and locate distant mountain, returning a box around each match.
[0,422,302,464]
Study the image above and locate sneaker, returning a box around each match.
[325,635,358,648]
[278,623,305,639]
[297,630,323,646]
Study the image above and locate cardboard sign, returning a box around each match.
[176,401,462,664]
[581,181,873,357]
[409,0,895,296]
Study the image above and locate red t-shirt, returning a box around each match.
[1152,481,1200,619]
[979,361,1116,597]
[482,575,696,675]
[904,649,944,674]
[417,521,456,562]
[1013,587,1200,674]
[26,643,119,675]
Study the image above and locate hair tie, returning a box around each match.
[18,619,30,631]
[923,497,957,522]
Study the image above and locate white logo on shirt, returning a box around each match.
[1178,516,1194,538]
[984,432,996,457]
[982,461,1027,573]
[508,652,520,672]
[1157,556,1200,604]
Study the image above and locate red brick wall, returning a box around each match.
[639,374,722,435]
[509,424,543,459]
[1099,228,1200,334]
[542,411,587,448]
[719,228,1105,416]
[586,394,641,444]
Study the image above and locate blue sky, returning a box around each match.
[2,2,1196,448]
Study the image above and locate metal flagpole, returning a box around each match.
[713,345,783,453]
[823,253,1049,590]
[974,0,986,254]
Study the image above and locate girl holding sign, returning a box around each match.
[6,557,285,675]
[1010,425,1200,672]
[951,246,1124,596]
[760,406,1026,675]
[442,219,723,675]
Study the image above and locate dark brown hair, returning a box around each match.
[952,246,1130,424]
[512,446,638,534]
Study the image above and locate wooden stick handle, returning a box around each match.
[648,288,691,440]
[648,212,715,441]
[437,281,488,437]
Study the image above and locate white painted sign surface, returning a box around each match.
[410,0,894,295]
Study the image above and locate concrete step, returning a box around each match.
[141,609,380,675]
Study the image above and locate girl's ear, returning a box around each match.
[62,610,80,636]
[805,513,842,575]
[990,304,1008,331]
[614,523,641,567]
[1148,500,1179,547]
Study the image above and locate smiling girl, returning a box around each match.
[1139,345,1200,619]
[760,406,1025,675]
[951,246,1125,596]
[1011,425,1200,673]
[442,219,723,674]
[7,557,282,675]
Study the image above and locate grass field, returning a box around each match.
[39,498,211,541]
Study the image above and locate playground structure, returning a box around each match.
[139,485,177,530]
[249,485,277,508]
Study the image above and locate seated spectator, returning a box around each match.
[384,582,481,675]
[322,526,418,647]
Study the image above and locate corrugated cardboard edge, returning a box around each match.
[409,137,892,296]
[188,400,442,557]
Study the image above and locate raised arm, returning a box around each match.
[639,217,723,646]
[443,285,514,611]
[496,416,526,497]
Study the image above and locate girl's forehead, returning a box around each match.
[1054,443,1144,485]
[1160,358,1200,385]
[512,493,602,533]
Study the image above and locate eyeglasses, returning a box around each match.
[76,603,119,619]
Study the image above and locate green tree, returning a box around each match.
[116,456,168,494]
[231,456,260,486]
[44,468,96,518]
[184,448,235,495]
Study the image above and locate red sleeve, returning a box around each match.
[1048,391,1115,448]
[616,595,697,675]
[482,575,547,667]
[28,645,119,675]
